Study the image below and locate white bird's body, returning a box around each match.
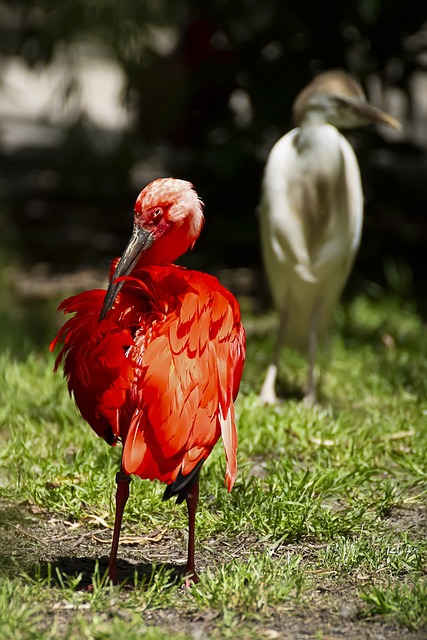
[259,71,400,405]
[260,124,363,352]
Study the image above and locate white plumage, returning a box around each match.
[259,70,400,406]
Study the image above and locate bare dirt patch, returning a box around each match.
[385,503,427,539]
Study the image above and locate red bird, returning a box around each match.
[51,178,246,583]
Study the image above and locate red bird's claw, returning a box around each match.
[184,572,199,587]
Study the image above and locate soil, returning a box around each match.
[1,498,426,640]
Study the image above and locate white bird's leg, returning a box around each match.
[260,304,287,404]
[304,299,321,407]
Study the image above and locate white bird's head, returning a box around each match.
[293,70,401,131]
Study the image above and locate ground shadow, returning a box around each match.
[26,555,186,590]
[275,379,306,403]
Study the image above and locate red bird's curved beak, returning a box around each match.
[100,224,154,320]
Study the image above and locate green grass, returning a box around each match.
[1,290,427,638]
[360,578,427,630]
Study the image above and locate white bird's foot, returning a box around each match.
[259,364,279,405]
[259,388,278,405]
[303,389,317,408]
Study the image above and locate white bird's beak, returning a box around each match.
[335,96,401,130]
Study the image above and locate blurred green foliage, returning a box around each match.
[1,0,427,305]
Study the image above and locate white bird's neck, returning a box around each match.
[294,121,339,154]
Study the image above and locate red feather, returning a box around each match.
[51,264,245,486]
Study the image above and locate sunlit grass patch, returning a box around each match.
[0,564,192,640]
[1,292,427,637]
[190,552,306,615]
[316,533,427,576]
[0,580,49,640]
[360,578,427,630]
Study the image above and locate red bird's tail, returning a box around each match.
[162,459,205,504]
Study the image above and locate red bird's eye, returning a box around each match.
[143,207,163,228]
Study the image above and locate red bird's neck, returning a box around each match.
[136,223,197,268]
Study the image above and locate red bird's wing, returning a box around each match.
[50,289,140,444]
[121,267,246,490]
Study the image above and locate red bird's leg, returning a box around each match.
[108,470,131,584]
[185,479,200,585]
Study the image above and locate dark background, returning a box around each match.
[1,1,427,314]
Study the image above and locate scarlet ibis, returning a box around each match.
[259,70,400,406]
[51,178,246,583]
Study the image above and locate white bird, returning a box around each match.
[259,70,400,406]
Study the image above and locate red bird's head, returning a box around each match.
[100,178,205,320]
[133,178,204,260]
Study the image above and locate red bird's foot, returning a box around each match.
[107,567,119,585]
[84,566,118,591]
[184,569,199,587]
